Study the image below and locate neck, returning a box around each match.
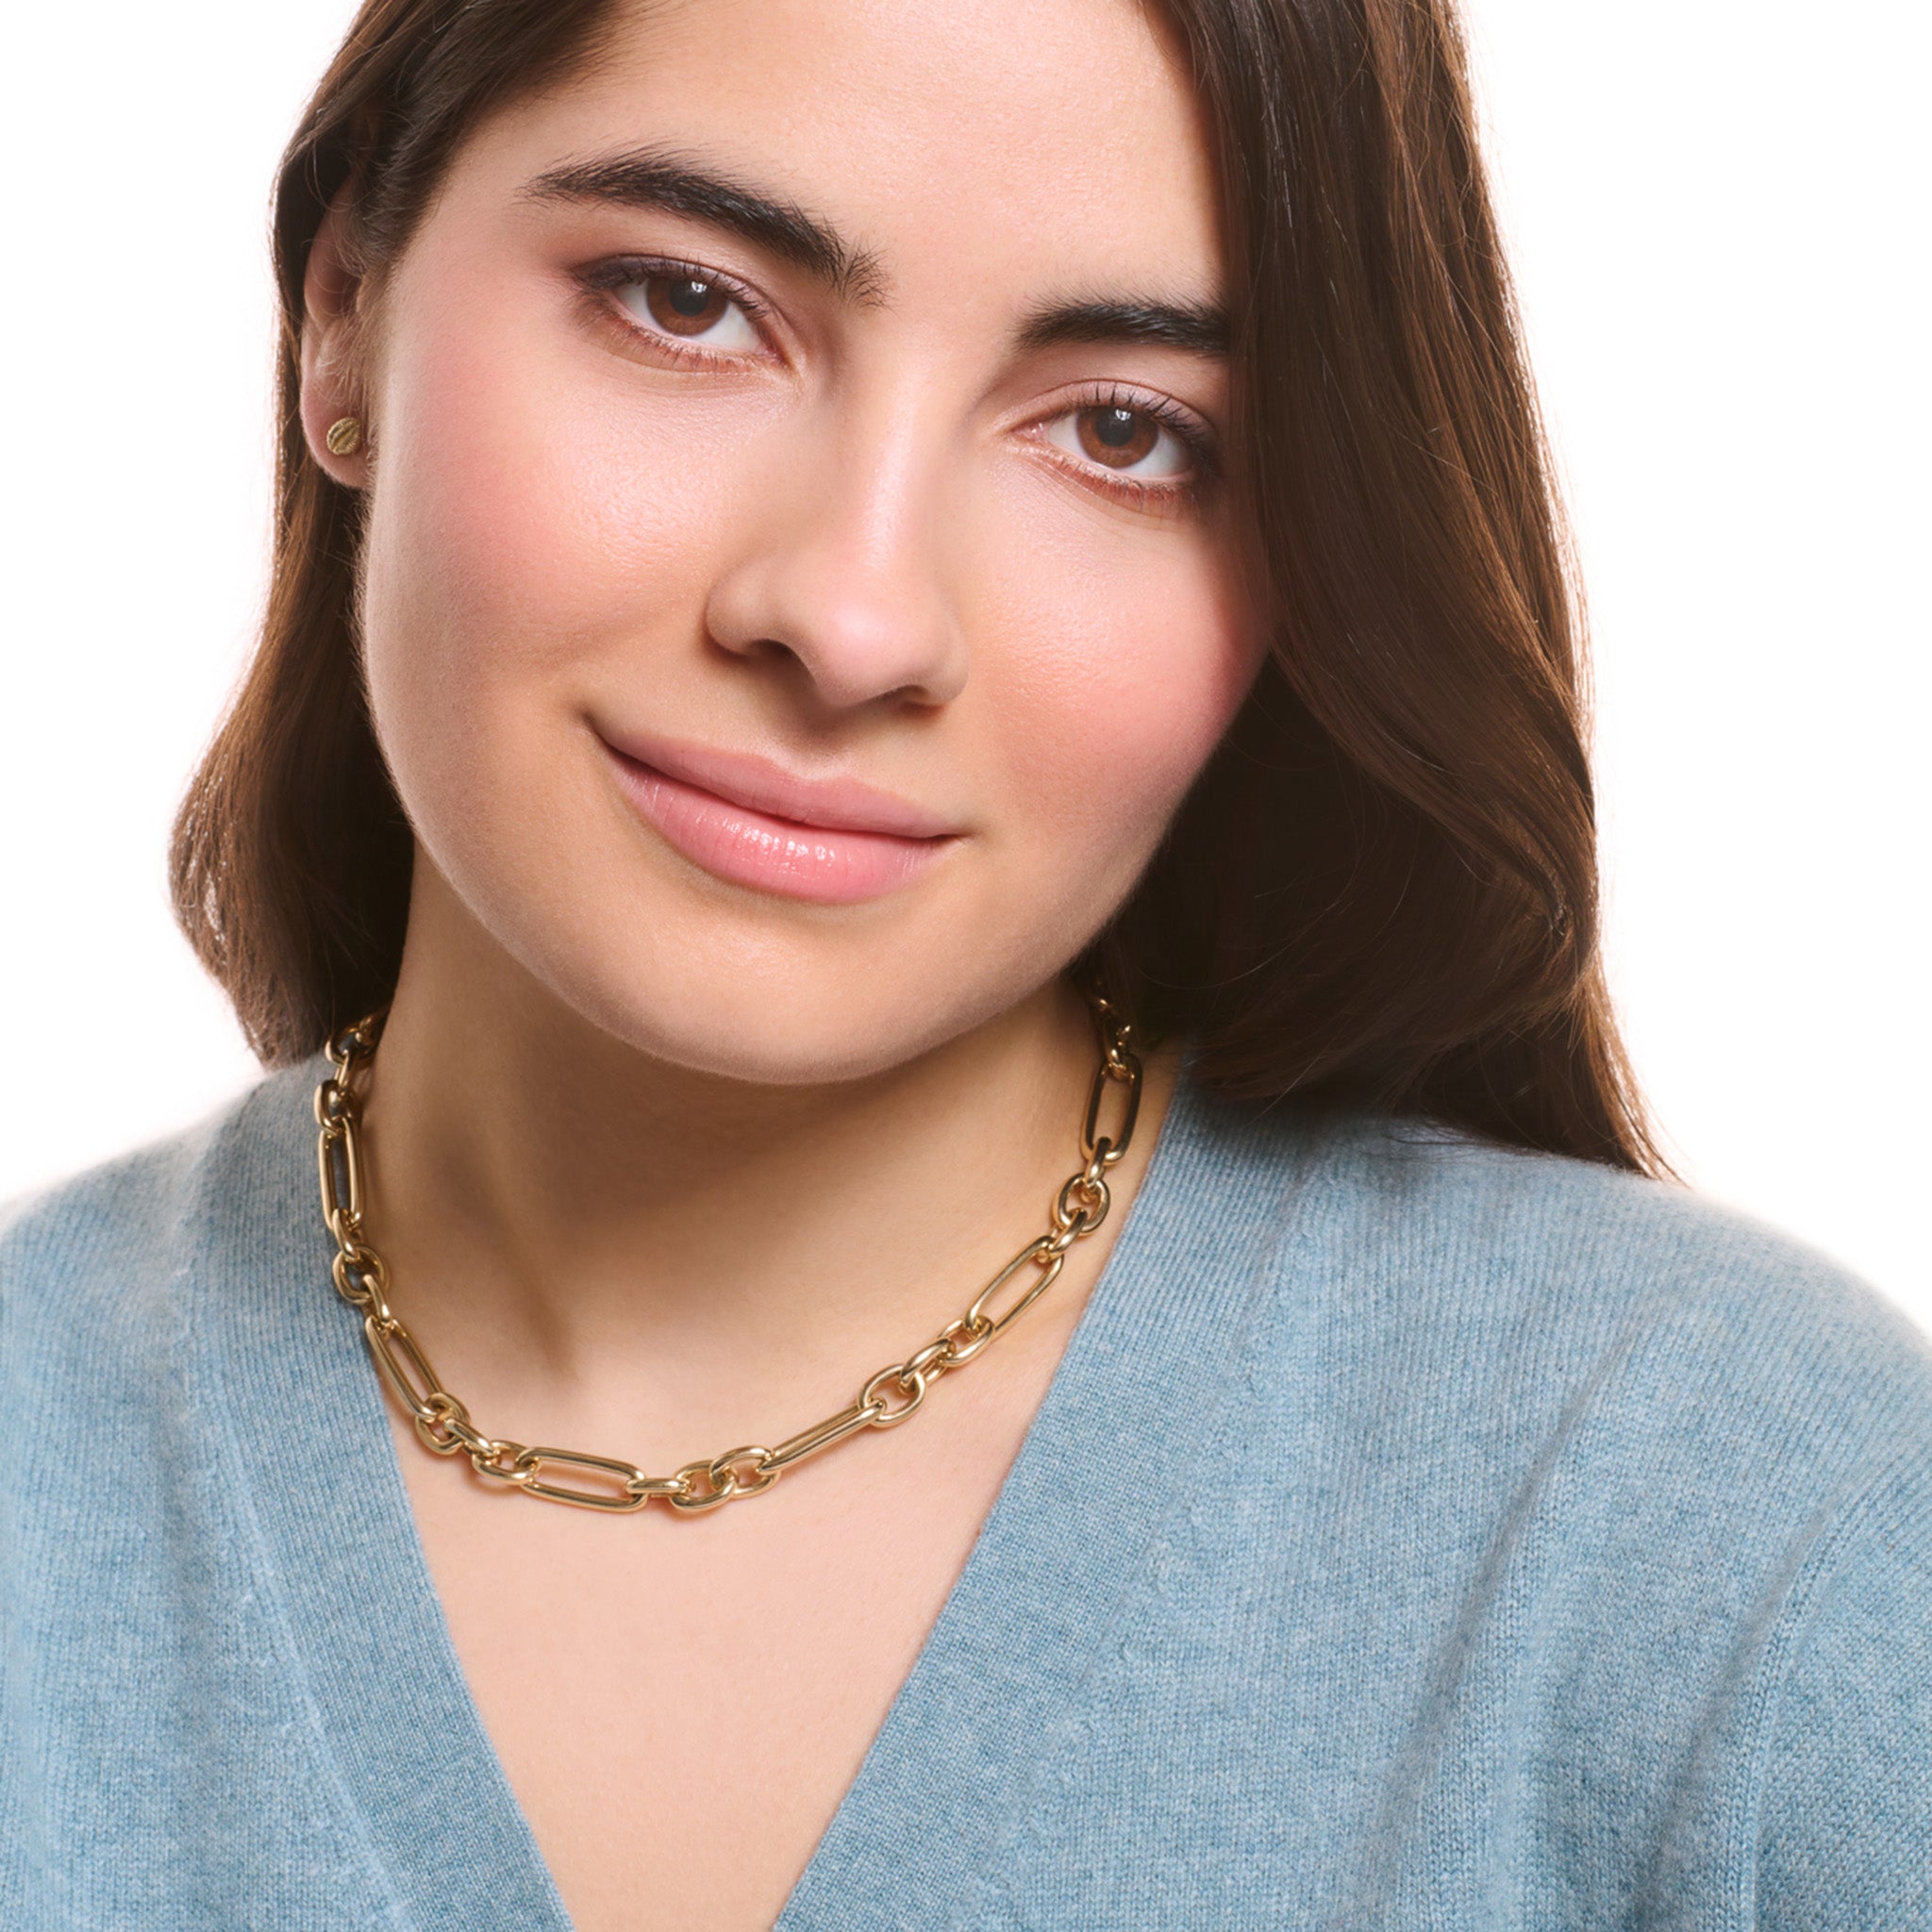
[353,886,1171,1454]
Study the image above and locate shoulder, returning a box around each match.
[1177,1082,1932,1442]
[0,1062,321,1336]
[1171,1085,1932,1916]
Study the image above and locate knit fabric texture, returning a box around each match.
[3,1062,1929,1929]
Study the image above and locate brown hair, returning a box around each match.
[172,0,1663,1174]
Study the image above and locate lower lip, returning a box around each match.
[607,751,956,906]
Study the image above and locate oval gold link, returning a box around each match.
[763,1400,885,1472]
[861,1364,928,1428]
[363,1313,447,1424]
[314,1078,352,1134]
[329,1242,387,1309]
[1053,1172,1109,1237]
[412,1392,475,1456]
[1084,989,1122,1049]
[964,1238,1066,1343]
[708,1445,778,1499]
[1080,1053,1141,1167]
[469,1439,535,1486]
[328,1012,383,1071]
[435,1408,497,1460]
[313,1001,1131,1520]
[935,1315,994,1368]
[317,1121,365,1234]
[668,1459,740,1513]
[509,1446,657,1511]
[903,1337,957,1383]
[625,1471,691,1502]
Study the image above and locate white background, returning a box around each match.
[2,2,1925,1326]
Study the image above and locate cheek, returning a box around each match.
[353,270,761,845]
[972,512,1258,881]
[362,294,732,682]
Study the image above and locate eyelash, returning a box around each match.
[576,254,775,367]
[574,255,1219,511]
[1039,382,1219,512]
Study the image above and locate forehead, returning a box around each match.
[465,0,1224,303]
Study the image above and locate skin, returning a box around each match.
[299,0,1259,1924]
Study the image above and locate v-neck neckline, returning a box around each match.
[189,1059,1301,1930]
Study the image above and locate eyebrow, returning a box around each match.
[1012,297,1228,359]
[525,145,1229,359]
[525,146,889,305]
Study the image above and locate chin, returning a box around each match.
[581,964,1044,1088]
[500,902,1060,1090]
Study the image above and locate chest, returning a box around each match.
[391,1377,1043,1932]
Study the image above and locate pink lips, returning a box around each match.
[602,733,961,905]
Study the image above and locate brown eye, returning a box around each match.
[1042,396,1195,489]
[608,267,763,354]
[1076,405,1159,470]
[644,275,731,337]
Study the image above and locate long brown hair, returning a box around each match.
[172,0,1663,1174]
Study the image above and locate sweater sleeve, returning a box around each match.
[1755,1445,1932,1930]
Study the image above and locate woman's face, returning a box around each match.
[317,0,1258,1081]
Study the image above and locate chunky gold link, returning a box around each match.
[511,1447,658,1513]
[860,1363,929,1427]
[707,1446,779,1499]
[363,1314,447,1424]
[314,992,1141,1515]
[1080,1054,1141,1170]
[469,1441,534,1486]
[963,1237,1066,1344]
[411,1391,473,1454]
[761,1399,883,1473]
[668,1460,738,1513]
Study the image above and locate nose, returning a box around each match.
[702,396,970,711]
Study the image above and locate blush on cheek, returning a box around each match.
[373,395,659,675]
[977,539,1259,867]
[365,255,752,685]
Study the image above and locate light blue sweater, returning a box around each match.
[3,1062,1929,1929]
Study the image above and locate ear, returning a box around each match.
[299,199,374,488]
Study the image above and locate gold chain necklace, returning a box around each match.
[314,997,1142,1514]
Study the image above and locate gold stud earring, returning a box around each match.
[325,416,364,458]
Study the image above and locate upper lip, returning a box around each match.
[599,729,961,841]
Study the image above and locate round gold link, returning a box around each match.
[903,1337,957,1382]
[438,1410,499,1461]
[328,1015,382,1070]
[412,1394,475,1456]
[314,990,1132,1517]
[1053,1172,1109,1237]
[861,1364,928,1427]
[934,1315,994,1368]
[708,1446,779,1499]
[668,1459,740,1513]
[625,1471,691,1502]
[470,1440,534,1486]
[314,1078,352,1134]
[329,1242,388,1309]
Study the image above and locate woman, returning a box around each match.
[4,0,1927,1925]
